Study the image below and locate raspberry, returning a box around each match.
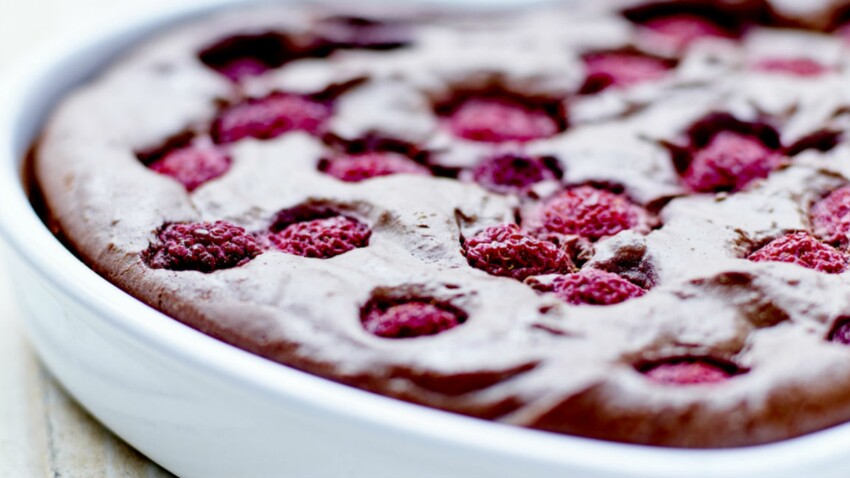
[361,300,464,339]
[830,320,850,345]
[531,186,645,242]
[581,52,671,94]
[753,58,829,77]
[812,186,850,247]
[198,33,292,81]
[462,224,574,280]
[148,145,231,191]
[748,232,847,274]
[143,221,261,272]
[550,269,645,306]
[319,152,430,182]
[218,59,274,82]
[443,96,562,143]
[682,131,783,193]
[469,154,558,194]
[643,359,733,385]
[211,93,333,144]
[269,216,371,258]
[640,14,733,50]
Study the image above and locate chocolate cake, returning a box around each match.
[33,0,850,448]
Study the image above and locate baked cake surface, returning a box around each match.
[33,0,850,448]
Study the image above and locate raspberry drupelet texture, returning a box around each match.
[682,131,783,193]
[581,52,671,94]
[643,359,733,385]
[211,93,333,144]
[319,152,431,182]
[361,300,464,339]
[753,58,829,77]
[550,269,645,306]
[811,186,850,247]
[143,221,261,272]
[748,232,847,274]
[147,145,231,191]
[269,216,371,259]
[531,186,645,242]
[444,96,561,143]
[469,153,558,194]
[462,224,574,280]
[640,14,733,50]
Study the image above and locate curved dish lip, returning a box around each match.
[0,1,848,476]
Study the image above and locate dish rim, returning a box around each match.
[1,0,849,475]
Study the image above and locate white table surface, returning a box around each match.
[0,1,177,476]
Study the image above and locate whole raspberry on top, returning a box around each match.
[361,300,465,339]
[211,93,333,144]
[581,52,671,94]
[753,58,829,77]
[748,231,847,274]
[682,131,783,193]
[269,216,371,259]
[811,186,850,247]
[147,145,231,191]
[530,186,646,242]
[143,221,261,272]
[443,96,561,143]
[640,14,733,50]
[643,359,733,385]
[462,224,574,281]
[469,153,558,194]
[319,152,431,183]
[550,269,645,306]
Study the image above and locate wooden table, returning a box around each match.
[0,0,174,475]
[0,253,173,477]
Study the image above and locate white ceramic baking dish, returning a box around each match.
[2,1,850,476]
